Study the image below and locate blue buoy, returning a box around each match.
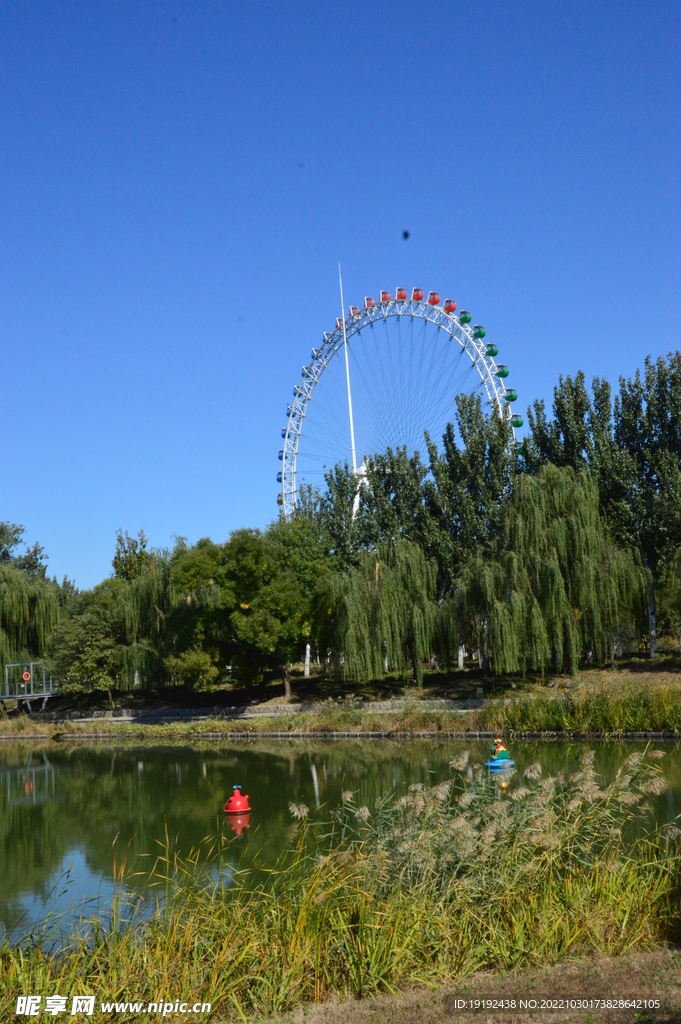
[486,759,515,772]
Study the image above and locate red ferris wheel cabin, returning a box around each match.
[411,287,424,301]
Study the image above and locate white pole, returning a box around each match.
[338,263,357,476]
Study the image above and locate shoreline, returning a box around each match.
[1,725,680,743]
[2,667,681,743]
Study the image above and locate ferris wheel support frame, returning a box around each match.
[279,297,515,518]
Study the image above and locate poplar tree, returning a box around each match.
[521,354,681,654]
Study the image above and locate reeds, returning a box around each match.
[481,681,681,734]
[0,752,679,1020]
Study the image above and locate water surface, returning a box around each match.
[1,738,679,940]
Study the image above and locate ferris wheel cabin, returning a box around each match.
[443,299,456,314]
[411,287,424,301]
[380,290,391,303]
[365,296,375,308]
[395,287,407,301]
[427,291,440,305]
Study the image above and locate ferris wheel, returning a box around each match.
[277,286,521,517]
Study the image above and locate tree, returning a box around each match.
[522,371,593,473]
[49,528,171,698]
[521,354,681,656]
[423,393,516,596]
[0,562,60,674]
[439,465,646,676]
[356,447,430,551]
[227,515,332,696]
[315,463,362,570]
[319,538,438,685]
[51,613,117,696]
[0,521,49,581]
[112,529,152,581]
[163,537,233,689]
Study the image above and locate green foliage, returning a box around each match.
[51,612,117,692]
[521,354,681,652]
[321,539,438,685]
[657,546,681,648]
[164,645,219,688]
[357,447,430,550]
[0,521,48,581]
[112,528,152,581]
[51,565,169,692]
[424,392,516,575]
[440,465,646,675]
[315,463,362,569]
[227,514,334,685]
[164,537,233,687]
[0,562,60,672]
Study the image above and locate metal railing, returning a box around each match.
[2,661,59,706]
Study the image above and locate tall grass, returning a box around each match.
[0,752,679,1020]
[481,681,681,734]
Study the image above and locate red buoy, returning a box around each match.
[225,786,251,814]
[443,298,456,314]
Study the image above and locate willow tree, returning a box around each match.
[322,538,438,685]
[657,546,681,651]
[51,556,170,694]
[0,562,61,674]
[440,464,647,676]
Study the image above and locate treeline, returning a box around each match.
[2,353,681,693]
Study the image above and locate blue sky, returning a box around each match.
[1,2,679,588]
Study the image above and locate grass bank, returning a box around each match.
[278,948,681,1024]
[1,666,681,741]
[0,750,679,1021]
[480,676,681,736]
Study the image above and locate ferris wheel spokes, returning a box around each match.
[277,290,520,517]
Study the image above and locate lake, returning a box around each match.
[1,738,679,941]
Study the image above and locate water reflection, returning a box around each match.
[0,753,56,806]
[0,738,679,940]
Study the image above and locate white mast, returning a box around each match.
[338,262,357,475]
